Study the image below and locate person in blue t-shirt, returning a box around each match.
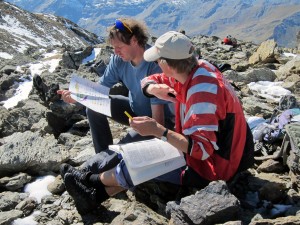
[58,18,174,174]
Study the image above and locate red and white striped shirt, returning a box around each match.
[142,60,249,182]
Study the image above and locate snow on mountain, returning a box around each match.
[0,1,102,58]
[5,0,300,48]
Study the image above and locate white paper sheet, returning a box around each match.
[119,138,186,185]
[69,74,112,117]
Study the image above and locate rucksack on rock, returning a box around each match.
[278,94,298,111]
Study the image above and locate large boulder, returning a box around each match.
[167,181,241,225]
[249,39,279,64]
[275,56,300,81]
[0,131,68,177]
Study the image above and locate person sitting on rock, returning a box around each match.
[60,31,254,215]
[58,18,175,174]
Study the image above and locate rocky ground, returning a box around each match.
[0,35,300,225]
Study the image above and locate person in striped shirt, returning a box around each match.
[134,31,254,187]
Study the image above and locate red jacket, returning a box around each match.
[142,60,253,184]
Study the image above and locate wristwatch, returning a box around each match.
[161,128,169,142]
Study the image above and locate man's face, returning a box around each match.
[110,37,134,62]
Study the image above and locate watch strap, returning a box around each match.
[161,128,169,141]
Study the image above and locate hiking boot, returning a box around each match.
[33,74,49,102]
[64,173,98,215]
[33,74,60,103]
[60,163,91,186]
[46,83,61,102]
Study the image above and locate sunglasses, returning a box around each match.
[115,19,133,34]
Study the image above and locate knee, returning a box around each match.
[81,154,104,174]
[115,160,135,190]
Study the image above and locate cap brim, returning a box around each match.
[144,46,160,62]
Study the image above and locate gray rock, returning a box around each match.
[0,131,68,177]
[0,191,27,211]
[0,172,32,191]
[0,99,48,137]
[60,46,93,69]
[167,181,241,225]
[249,215,300,225]
[0,65,17,75]
[0,210,23,225]
[47,175,65,195]
[275,56,300,80]
[225,68,277,83]
[257,159,286,173]
[15,197,38,216]
[242,96,274,117]
[249,39,279,64]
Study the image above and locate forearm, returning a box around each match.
[164,129,189,154]
[130,116,187,153]
[153,124,189,154]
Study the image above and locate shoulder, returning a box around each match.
[198,60,219,73]
[106,54,130,72]
[109,54,123,65]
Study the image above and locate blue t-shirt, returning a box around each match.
[100,53,168,117]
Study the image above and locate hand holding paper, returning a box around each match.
[57,89,76,104]
[68,74,112,117]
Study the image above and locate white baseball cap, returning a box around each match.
[144,31,194,61]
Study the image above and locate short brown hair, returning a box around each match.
[163,56,198,74]
[107,18,149,48]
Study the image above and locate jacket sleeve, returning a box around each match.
[141,73,175,97]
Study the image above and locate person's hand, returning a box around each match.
[129,116,164,137]
[57,90,77,104]
[147,84,177,103]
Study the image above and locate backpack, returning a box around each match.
[278,94,298,111]
[223,35,237,47]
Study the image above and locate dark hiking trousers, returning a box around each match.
[87,94,153,154]
[84,95,154,173]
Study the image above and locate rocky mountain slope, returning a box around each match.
[0,1,102,57]
[5,0,300,48]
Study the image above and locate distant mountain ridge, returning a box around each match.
[5,0,300,48]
